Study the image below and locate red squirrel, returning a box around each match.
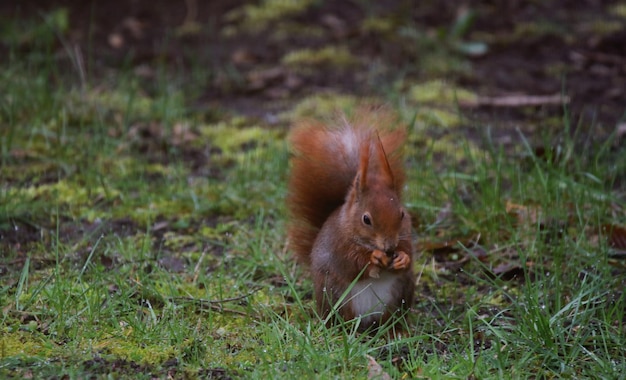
[287,108,415,331]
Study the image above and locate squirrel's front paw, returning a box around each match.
[391,251,411,270]
[368,249,390,278]
[370,249,391,268]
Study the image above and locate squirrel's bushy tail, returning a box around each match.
[287,108,407,265]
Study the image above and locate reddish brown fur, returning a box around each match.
[287,107,415,331]
[287,109,407,266]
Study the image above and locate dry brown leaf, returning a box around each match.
[122,17,145,39]
[134,64,155,79]
[231,48,258,66]
[176,21,202,37]
[247,67,285,90]
[10,149,31,159]
[158,256,187,273]
[108,33,124,49]
[467,244,489,263]
[602,224,626,250]
[321,14,349,38]
[505,200,542,227]
[171,123,198,146]
[152,221,169,231]
[491,262,524,281]
[366,355,391,380]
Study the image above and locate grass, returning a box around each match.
[2,6,626,380]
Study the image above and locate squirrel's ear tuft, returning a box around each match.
[376,132,396,190]
[350,172,364,203]
[357,137,371,192]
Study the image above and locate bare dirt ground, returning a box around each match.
[4,0,624,129]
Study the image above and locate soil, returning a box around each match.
[3,0,624,127]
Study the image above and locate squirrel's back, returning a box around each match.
[287,108,407,265]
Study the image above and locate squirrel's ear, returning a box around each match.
[349,173,361,203]
[348,138,370,204]
[357,137,371,193]
[376,132,396,190]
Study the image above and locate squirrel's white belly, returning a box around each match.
[349,271,397,326]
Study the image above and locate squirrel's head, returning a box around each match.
[352,183,406,253]
[346,134,407,253]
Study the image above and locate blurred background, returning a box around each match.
[3,0,624,131]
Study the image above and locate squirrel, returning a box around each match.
[287,108,415,331]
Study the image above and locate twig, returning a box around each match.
[207,305,250,316]
[168,286,262,305]
[571,50,626,66]
[460,93,570,108]
[169,288,262,317]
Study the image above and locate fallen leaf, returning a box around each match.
[176,21,202,37]
[152,221,170,231]
[603,224,626,249]
[108,33,124,49]
[159,255,187,273]
[134,64,155,78]
[491,262,524,281]
[366,355,391,380]
[171,123,198,146]
[505,200,542,227]
[321,14,349,38]
[231,48,258,65]
[247,67,285,91]
[467,244,489,263]
[122,17,145,39]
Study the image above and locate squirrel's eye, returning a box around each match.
[362,214,372,226]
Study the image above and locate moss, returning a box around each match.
[94,337,176,365]
[225,0,317,33]
[198,221,238,241]
[1,331,50,357]
[361,16,398,35]
[408,80,477,105]
[0,161,60,185]
[477,21,571,46]
[512,21,572,44]
[580,20,624,36]
[0,8,68,48]
[281,46,358,70]
[284,93,368,121]
[161,231,199,251]
[413,108,462,129]
[19,180,120,216]
[610,3,626,18]
[404,80,478,128]
[269,22,327,41]
[420,51,472,77]
[67,87,159,122]
[198,121,279,159]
